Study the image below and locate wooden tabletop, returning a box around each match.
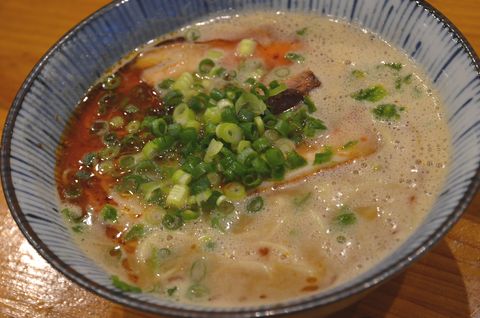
[0,1,478,317]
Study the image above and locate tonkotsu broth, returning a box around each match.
[56,12,450,307]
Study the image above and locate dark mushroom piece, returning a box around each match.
[267,70,321,114]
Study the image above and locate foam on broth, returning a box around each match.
[57,12,449,306]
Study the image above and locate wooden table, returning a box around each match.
[0,1,478,317]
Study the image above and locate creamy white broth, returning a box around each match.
[65,12,449,306]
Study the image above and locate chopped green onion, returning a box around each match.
[204,139,224,163]
[109,116,124,129]
[342,140,358,149]
[303,96,317,113]
[246,196,264,213]
[210,88,224,101]
[81,152,98,167]
[274,138,295,154]
[189,176,211,195]
[195,189,212,203]
[384,62,403,71]
[263,129,280,142]
[71,225,84,233]
[351,85,387,102]
[252,137,271,152]
[314,147,333,165]
[172,169,192,185]
[62,207,83,223]
[179,127,198,143]
[187,284,209,299]
[264,147,285,167]
[217,98,234,109]
[236,38,257,57]
[181,209,200,221]
[237,147,257,164]
[335,210,357,226]
[126,120,140,133]
[142,136,174,159]
[237,108,254,122]
[303,116,326,137]
[166,185,189,208]
[102,132,118,147]
[75,170,91,180]
[372,103,402,120]
[167,286,178,296]
[253,116,265,136]
[251,157,270,175]
[124,224,145,242]
[172,72,193,93]
[206,172,221,187]
[235,92,266,115]
[273,119,291,137]
[236,140,251,153]
[99,145,120,160]
[223,182,246,201]
[296,27,308,36]
[111,275,141,293]
[188,96,206,112]
[102,74,121,90]
[203,107,222,124]
[164,89,183,106]
[207,49,224,60]
[271,165,285,180]
[98,160,114,174]
[64,185,82,199]
[286,151,307,169]
[141,116,156,130]
[182,156,202,174]
[119,155,135,170]
[351,70,366,79]
[162,213,183,230]
[173,103,196,125]
[100,204,118,223]
[199,59,215,75]
[216,123,243,145]
[268,83,287,97]
[285,52,305,63]
[395,74,413,90]
[185,28,200,41]
[241,172,261,187]
[151,118,168,136]
[158,79,174,89]
[190,259,207,282]
[221,107,239,123]
[115,174,149,194]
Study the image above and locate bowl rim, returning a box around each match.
[1,0,479,317]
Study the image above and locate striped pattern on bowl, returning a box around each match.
[1,0,479,317]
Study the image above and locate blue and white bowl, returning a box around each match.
[1,0,479,317]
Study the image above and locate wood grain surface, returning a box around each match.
[0,1,478,317]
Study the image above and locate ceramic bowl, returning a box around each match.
[2,0,479,317]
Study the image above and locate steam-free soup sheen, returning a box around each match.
[57,12,449,306]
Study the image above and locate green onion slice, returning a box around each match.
[246,196,264,213]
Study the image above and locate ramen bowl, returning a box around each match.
[1,0,479,317]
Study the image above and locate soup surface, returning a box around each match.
[56,12,450,306]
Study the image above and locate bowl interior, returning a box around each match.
[2,0,479,317]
